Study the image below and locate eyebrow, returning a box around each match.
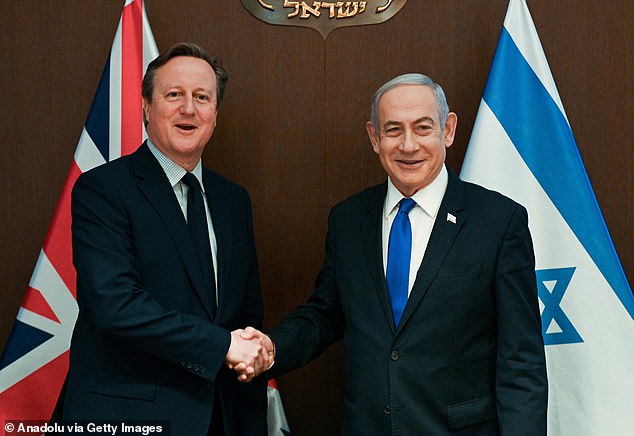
[163,84,214,93]
[382,116,436,128]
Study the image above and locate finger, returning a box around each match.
[239,373,253,383]
[233,362,247,372]
[240,326,257,339]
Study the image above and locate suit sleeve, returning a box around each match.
[71,171,231,382]
[268,208,345,376]
[494,205,548,435]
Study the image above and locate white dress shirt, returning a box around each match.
[147,141,218,300]
[382,164,449,296]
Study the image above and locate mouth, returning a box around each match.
[175,123,197,131]
[396,159,424,167]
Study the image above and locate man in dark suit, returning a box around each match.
[56,43,270,435]
[242,73,548,435]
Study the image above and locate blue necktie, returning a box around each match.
[182,173,217,317]
[386,198,416,327]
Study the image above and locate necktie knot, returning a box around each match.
[398,197,416,215]
[182,172,202,193]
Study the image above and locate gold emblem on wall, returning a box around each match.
[241,0,408,38]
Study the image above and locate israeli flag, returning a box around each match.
[460,0,634,434]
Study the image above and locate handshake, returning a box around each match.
[225,327,275,382]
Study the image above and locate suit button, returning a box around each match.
[383,406,391,415]
[390,351,400,361]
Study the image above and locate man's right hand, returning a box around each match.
[225,328,274,382]
[240,326,275,368]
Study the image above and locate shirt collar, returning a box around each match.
[147,140,204,191]
[384,164,448,219]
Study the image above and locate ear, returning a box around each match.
[443,112,458,148]
[365,121,380,154]
[142,98,151,124]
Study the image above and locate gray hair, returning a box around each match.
[370,73,450,132]
[142,42,229,107]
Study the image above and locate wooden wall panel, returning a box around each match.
[1,1,631,434]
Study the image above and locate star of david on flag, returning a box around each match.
[460,0,634,434]
[537,267,582,346]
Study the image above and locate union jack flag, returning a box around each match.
[0,0,158,429]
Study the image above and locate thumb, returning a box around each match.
[240,326,258,340]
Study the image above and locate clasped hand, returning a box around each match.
[225,327,275,382]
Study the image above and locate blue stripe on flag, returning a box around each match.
[0,320,53,370]
[484,27,634,319]
[84,53,111,163]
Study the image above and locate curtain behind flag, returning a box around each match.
[460,0,634,434]
[0,0,158,429]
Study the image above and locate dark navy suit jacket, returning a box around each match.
[60,143,267,435]
[270,170,548,435]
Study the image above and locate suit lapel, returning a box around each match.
[360,184,399,333]
[397,170,466,332]
[132,144,215,319]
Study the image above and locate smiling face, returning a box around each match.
[143,56,218,171]
[366,84,457,197]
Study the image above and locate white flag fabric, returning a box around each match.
[267,379,291,436]
[460,0,634,435]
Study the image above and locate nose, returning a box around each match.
[180,95,195,115]
[399,128,419,152]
